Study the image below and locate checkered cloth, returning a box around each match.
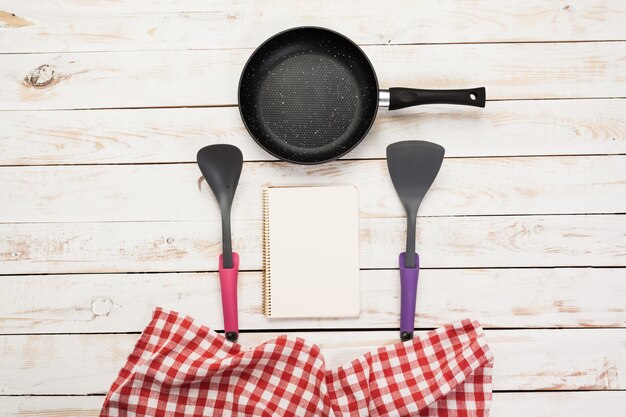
[101,308,493,416]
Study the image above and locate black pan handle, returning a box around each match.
[387,87,485,110]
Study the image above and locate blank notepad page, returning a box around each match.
[263,186,360,318]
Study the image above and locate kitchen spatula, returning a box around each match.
[386,141,445,341]
[197,144,243,341]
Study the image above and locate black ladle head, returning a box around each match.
[386,141,445,268]
[197,144,243,268]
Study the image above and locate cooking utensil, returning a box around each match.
[239,27,484,164]
[197,144,243,342]
[386,141,445,341]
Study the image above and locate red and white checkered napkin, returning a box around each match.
[101,308,493,417]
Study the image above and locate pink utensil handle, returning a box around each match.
[399,252,419,341]
[219,252,239,341]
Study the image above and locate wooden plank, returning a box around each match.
[1,99,625,166]
[492,392,626,417]
[3,392,626,417]
[0,329,624,394]
[5,0,626,20]
[2,99,625,166]
[0,396,103,417]
[2,156,624,223]
[2,42,624,111]
[1,215,625,274]
[0,268,624,334]
[1,1,625,53]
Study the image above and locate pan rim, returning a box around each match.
[237,26,380,165]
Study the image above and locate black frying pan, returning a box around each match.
[238,27,485,164]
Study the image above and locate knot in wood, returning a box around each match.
[91,296,114,316]
[28,64,56,87]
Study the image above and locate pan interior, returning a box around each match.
[239,28,378,163]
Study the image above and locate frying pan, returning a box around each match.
[238,27,485,164]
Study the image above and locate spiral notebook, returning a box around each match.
[263,186,360,318]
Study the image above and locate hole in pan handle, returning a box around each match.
[380,87,486,110]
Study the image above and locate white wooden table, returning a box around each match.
[1,1,625,415]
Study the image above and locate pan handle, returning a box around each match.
[382,87,486,110]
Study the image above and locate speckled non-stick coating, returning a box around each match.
[239,27,379,164]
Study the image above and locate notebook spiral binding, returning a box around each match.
[262,189,272,316]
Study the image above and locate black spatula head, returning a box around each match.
[386,141,445,268]
[197,144,243,267]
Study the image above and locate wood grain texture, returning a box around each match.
[5,0,626,18]
[2,1,625,53]
[1,215,625,274]
[1,268,624,334]
[2,156,624,223]
[2,392,626,417]
[1,99,625,166]
[0,329,624,394]
[1,0,624,412]
[1,42,625,111]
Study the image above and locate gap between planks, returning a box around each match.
[0,392,625,417]
[1,39,626,57]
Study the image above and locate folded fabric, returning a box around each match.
[101,308,493,417]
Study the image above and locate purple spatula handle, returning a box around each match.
[399,252,419,341]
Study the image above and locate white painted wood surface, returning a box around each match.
[1,100,625,165]
[3,215,626,274]
[0,0,625,414]
[1,42,625,111]
[2,0,625,52]
[2,392,626,417]
[1,329,625,394]
[1,155,625,223]
[0,41,626,114]
[1,268,624,334]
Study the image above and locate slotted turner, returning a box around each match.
[197,144,243,342]
[386,141,445,341]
